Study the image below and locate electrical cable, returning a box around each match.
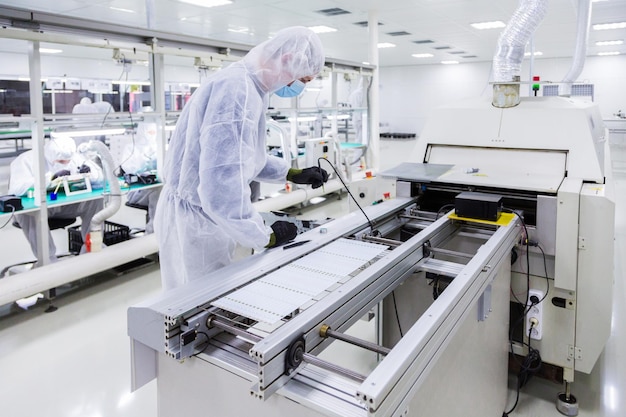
[501,208,547,416]
[316,157,380,236]
[391,291,404,338]
[435,204,455,220]
[191,331,211,357]
[0,204,16,229]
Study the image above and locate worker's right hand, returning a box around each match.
[287,166,329,189]
[51,169,71,180]
[266,221,298,248]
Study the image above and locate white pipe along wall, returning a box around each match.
[0,179,346,305]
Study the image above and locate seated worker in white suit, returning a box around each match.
[120,122,161,234]
[8,137,105,265]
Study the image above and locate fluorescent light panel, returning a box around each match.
[377,42,396,48]
[178,0,232,7]
[593,22,626,30]
[471,21,506,30]
[441,60,459,65]
[412,53,434,58]
[307,25,337,33]
[52,128,126,138]
[40,48,63,54]
[598,51,620,56]
[596,40,623,46]
[109,6,135,13]
[524,51,544,56]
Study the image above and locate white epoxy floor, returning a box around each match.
[0,139,624,417]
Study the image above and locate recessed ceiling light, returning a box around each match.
[179,0,232,8]
[40,48,63,54]
[596,40,623,46]
[470,21,506,30]
[412,53,434,58]
[387,31,411,36]
[377,42,396,48]
[598,51,620,56]
[228,26,250,33]
[524,51,544,56]
[441,60,459,65]
[308,25,337,34]
[593,22,626,30]
[110,6,135,13]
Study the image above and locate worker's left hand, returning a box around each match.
[51,169,71,180]
[287,167,329,189]
[78,164,91,174]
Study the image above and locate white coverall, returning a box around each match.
[154,26,325,290]
[8,137,104,264]
[121,122,161,234]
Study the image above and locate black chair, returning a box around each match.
[125,201,149,234]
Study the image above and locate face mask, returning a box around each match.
[274,79,305,98]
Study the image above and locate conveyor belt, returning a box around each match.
[211,238,389,325]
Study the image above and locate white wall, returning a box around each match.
[379,55,626,135]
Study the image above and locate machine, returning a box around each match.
[127,95,614,416]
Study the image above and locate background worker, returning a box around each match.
[155,26,328,290]
[120,121,161,234]
[8,136,104,264]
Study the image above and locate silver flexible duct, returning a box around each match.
[492,0,549,107]
[561,0,592,96]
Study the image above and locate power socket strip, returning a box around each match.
[526,289,544,340]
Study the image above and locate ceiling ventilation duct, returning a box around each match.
[492,0,549,108]
[561,0,592,97]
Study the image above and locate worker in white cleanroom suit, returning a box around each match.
[155,26,329,290]
[9,137,105,265]
[121,121,161,234]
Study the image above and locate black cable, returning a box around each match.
[391,291,404,338]
[503,322,542,416]
[316,157,380,236]
[0,204,16,229]
[191,331,211,357]
[435,204,455,220]
[534,243,550,304]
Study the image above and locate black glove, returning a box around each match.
[78,164,91,174]
[266,221,298,248]
[51,169,71,180]
[287,167,329,189]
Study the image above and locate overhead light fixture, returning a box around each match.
[524,51,544,56]
[377,42,396,48]
[326,114,350,120]
[40,48,63,54]
[112,80,151,86]
[596,40,623,46]
[412,53,434,58]
[470,21,506,30]
[178,0,232,7]
[52,128,127,138]
[593,22,626,30]
[441,60,459,65]
[288,116,318,122]
[598,51,620,56]
[109,6,135,13]
[307,25,337,34]
[228,26,250,34]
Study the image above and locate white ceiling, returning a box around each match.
[0,0,625,67]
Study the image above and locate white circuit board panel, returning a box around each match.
[211,238,388,325]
